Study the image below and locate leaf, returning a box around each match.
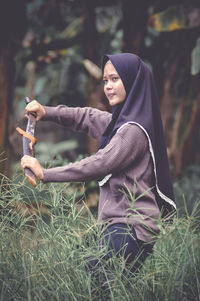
[59,17,83,39]
[35,140,78,165]
[148,5,200,32]
[191,38,200,76]
[36,140,78,157]
[83,59,102,80]
[34,77,47,95]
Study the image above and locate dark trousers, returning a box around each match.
[86,223,153,293]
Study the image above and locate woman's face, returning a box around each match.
[103,61,126,106]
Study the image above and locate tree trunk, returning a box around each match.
[168,89,200,177]
[158,30,200,177]
[0,45,11,176]
[0,0,26,178]
[121,0,148,54]
[83,0,107,154]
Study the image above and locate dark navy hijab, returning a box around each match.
[99,53,176,215]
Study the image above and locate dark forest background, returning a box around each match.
[0,0,200,190]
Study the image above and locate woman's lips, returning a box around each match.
[107,93,115,98]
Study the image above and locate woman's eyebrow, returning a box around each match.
[103,73,118,78]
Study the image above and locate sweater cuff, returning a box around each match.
[42,106,58,121]
[42,168,54,183]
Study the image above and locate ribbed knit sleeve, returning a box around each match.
[42,105,112,139]
[42,124,148,183]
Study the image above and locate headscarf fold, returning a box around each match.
[99,53,176,216]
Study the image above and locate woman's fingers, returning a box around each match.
[25,100,46,122]
[21,155,44,180]
[21,155,33,168]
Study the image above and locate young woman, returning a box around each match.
[21,53,176,273]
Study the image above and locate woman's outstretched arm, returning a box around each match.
[21,124,147,184]
[43,105,112,139]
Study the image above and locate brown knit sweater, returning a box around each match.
[42,105,160,243]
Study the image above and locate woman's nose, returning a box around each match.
[106,80,112,89]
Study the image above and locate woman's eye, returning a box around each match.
[103,79,107,85]
[112,77,118,81]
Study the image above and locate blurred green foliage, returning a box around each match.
[174,165,200,216]
[191,37,200,75]
[14,0,123,112]
[148,5,200,31]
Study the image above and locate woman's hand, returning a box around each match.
[21,155,44,180]
[25,100,46,122]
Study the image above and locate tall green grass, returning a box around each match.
[0,175,199,301]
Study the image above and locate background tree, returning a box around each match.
[147,2,200,176]
[122,0,149,54]
[0,0,26,177]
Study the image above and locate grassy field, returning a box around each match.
[0,173,199,301]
